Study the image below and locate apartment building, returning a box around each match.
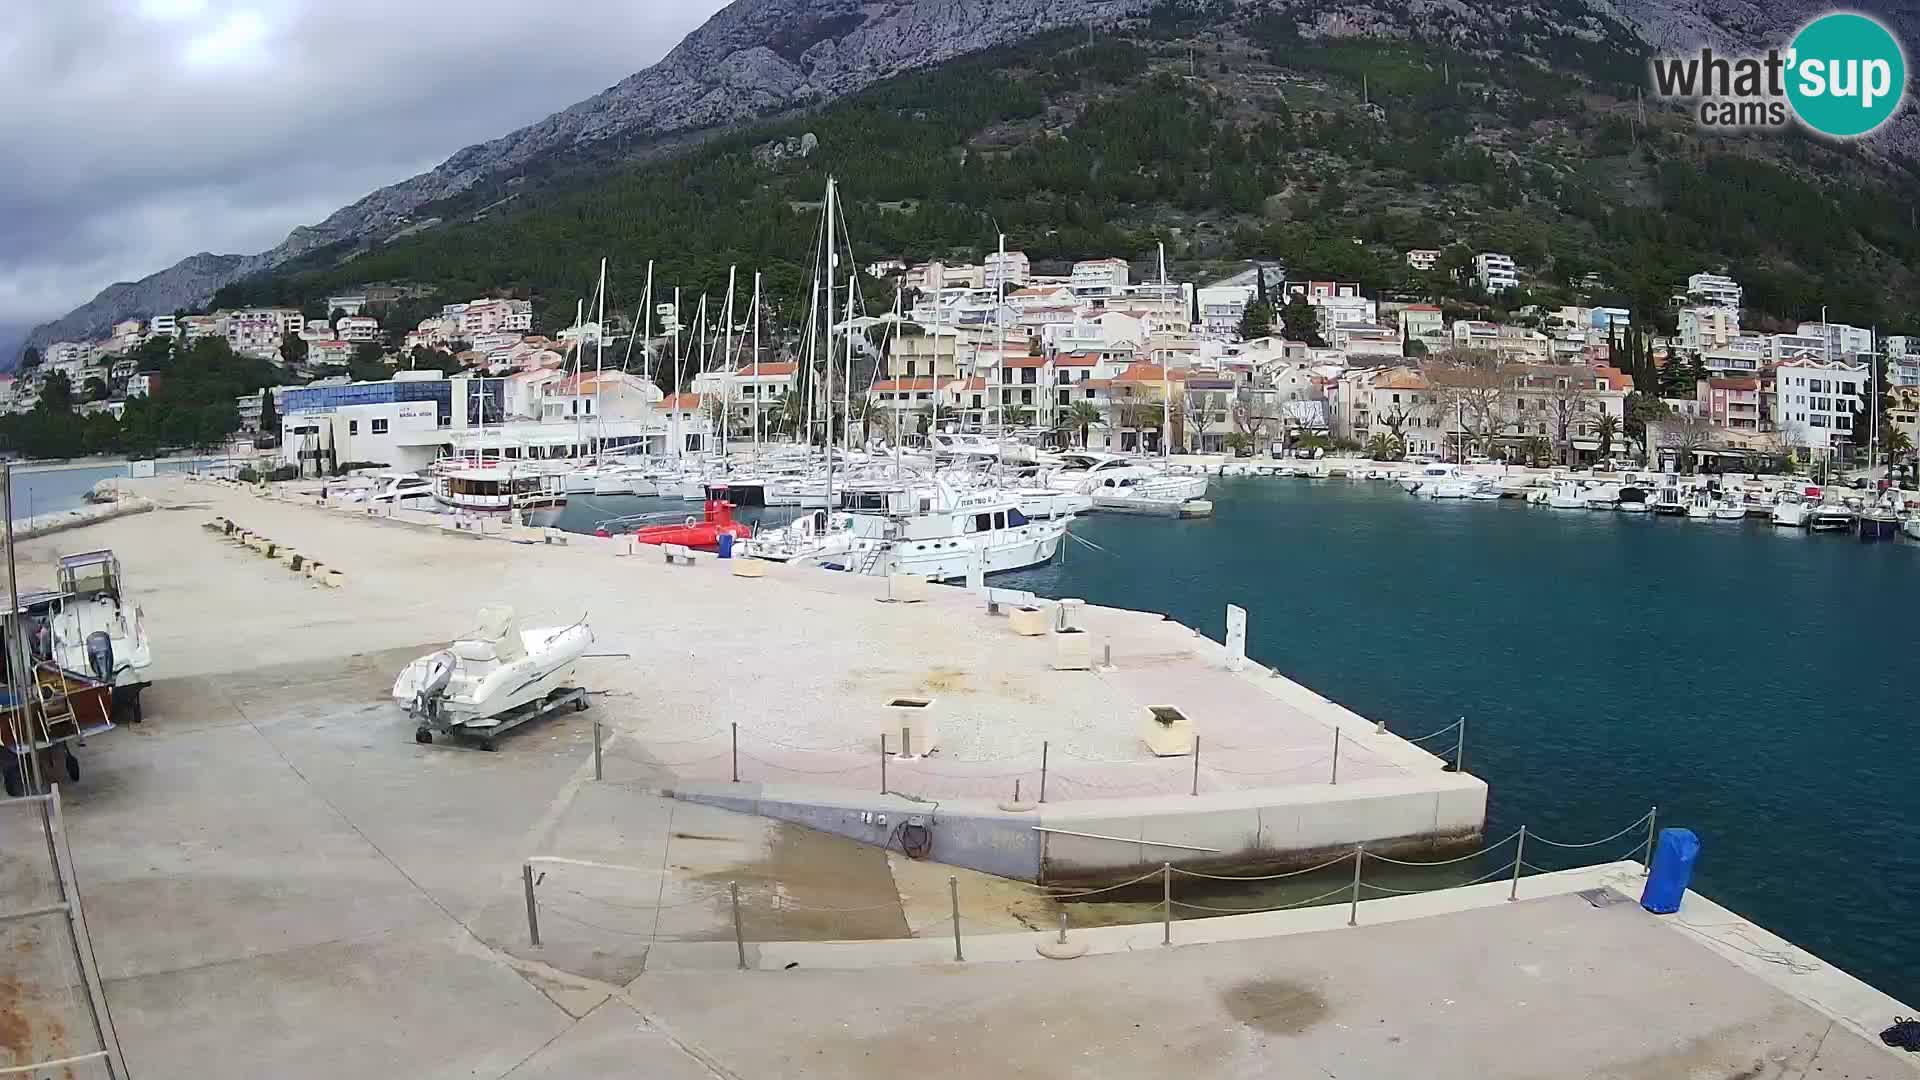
[1070,258,1130,298]
[984,250,1031,290]
[1404,249,1440,272]
[1774,358,1868,452]
[1474,253,1518,292]
[1677,305,1739,352]
[1685,272,1743,309]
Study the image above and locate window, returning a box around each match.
[348,420,359,435]
[1021,389,1034,405]
[905,361,916,376]
[993,512,1006,530]
[371,418,389,434]
[972,513,991,533]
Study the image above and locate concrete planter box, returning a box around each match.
[1051,628,1094,671]
[1142,705,1196,757]
[1008,605,1052,637]
[886,573,928,603]
[882,696,939,757]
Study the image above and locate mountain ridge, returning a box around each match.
[26,0,1920,351]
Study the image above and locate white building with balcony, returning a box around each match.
[1677,305,1739,353]
[1686,272,1743,309]
[1475,253,1518,292]
[1774,359,1868,453]
[1797,321,1873,360]
[1069,258,1129,299]
[1196,285,1256,340]
[984,250,1031,291]
[1404,249,1440,272]
[337,316,381,343]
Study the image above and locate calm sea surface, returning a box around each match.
[561,478,1920,1001]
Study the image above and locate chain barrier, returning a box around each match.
[1170,849,1355,882]
[1169,881,1356,915]
[1362,828,1524,867]
[1527,809,1657,850]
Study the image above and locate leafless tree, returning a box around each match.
[1231,390,1278,447]
[1527,368,1596,465]
[1420,349,1511,457]
[1658,413,1717,474]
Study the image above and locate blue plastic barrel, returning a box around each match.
[1639,828,1700,914]
[716,532,735,560]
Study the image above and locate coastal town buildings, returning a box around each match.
[1474,252,1518,292]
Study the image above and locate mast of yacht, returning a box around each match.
[572,297,586,464]
[996,232,1008,466]
[892,283,904,481]
[721,266,737,461]
[694,294,709,457]
[751,271,763,460]
[929,266,942,444]
[844,274,857,454]
[1159,241,1172,461]
[593,257,607,462]
[824,177,837,514]
[671,286,683,464]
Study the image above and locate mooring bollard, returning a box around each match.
[1057,910,1070,945]
[592,716,603,781]
[1510,826,1527,902]
[523,863,540,947]
[1039,740,1049,804]
[1454,716,1467,774]
[1102,642,1113,668]
[949,876,963,962]
[1161,863,1172,946]
[1348,845,1364,926]
[731,880,746,970]
[1642,806,1658,876]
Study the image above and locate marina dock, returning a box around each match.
[0,475,1914,1077]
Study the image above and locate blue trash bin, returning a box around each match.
[716,532,735,560]
[1639,828,1700,915]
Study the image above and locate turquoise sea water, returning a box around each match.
[560,480,1920,1001]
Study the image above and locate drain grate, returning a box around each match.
[1578,887,1634,909]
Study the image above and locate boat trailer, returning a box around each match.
[410,686,589,752]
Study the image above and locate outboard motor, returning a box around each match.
[86,631,115,682]
[411,651,456,723]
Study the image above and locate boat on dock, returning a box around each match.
[741,480,1066,580]
[1808,503,1856,533]
[434,466,568,512]
[1650,477,1687,516]
[1770,491,1810,527]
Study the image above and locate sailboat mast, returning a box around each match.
[1159,241,1171,460]
[824,178,837,513]
[996,232,1008,464]
[722,266,737,460]
[672,286,683,462]
[573,298,586,461]
[594,257,606,460]
[893,283,904,481]
[844,274,856,453]
[752,271,763,458]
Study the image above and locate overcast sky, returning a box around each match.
[1,0,729,342]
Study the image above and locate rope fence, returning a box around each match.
[586,717,1470,800]
[514,805,1661,963]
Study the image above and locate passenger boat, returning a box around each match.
[434,467,568,512]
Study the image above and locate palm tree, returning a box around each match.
[1061,400,1104,448]
[1365,432,1403,461]
[1595,412,1619,462]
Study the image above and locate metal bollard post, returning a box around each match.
[1330,728,1341,785]
[523,863,540,947]
[731,881,747,970]
[1348,845,1363,926]
[1039,741,1049,804]
[1642,806,1658,876]
[1190,736,1201,796]
[1509,826,1527,902]
[880,734,888,795]
[1454,716,1467,774]
[1103,642,1112,668]
[731,722,739,783]
[1057,910,1070,945]
[1161,863,1173,946]
[592,716,603,781]
[949,876,963,962]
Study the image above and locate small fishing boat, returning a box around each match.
[1547,480,1586,510]
[1618,486,1650,513]
[1685,490,1714,520]
[1808,503,1856,532]
[1770,491,1809,527]
[1859,502,1900,543]
[1711,496,1748,521]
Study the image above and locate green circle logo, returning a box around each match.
[1787,13,1907,137]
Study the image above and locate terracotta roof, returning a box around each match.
[660,393,701,410]
[1371,368,1430,391]
[1708,377,1760,390]
[1113,363,1185,384]
[1004,355,1048,369]
[1052,352,1100,367]
[730,362,797,377]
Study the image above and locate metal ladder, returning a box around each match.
[33,665,84,745]
[855,543,885,576]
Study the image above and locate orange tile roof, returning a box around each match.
[732,361,797,377]
[660,393,701,410]
[1053,352,1100,367]
[1113,363,1185,384]
[1371,368,1429,391]
[1004,355,1048,369]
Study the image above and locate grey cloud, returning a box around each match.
[2,0,728,328]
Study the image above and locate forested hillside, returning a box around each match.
[212,0,1920,342]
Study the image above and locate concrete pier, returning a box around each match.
[0,476,1913,1078]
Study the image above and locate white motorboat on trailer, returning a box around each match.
[393,607,593,746]
[39,550,153,721]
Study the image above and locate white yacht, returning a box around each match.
[1044,452,1208,502]
[1685,489,1714,520]
[741,481,1067,580]
[367,472,436,507]
[1711,494,1748,521]
[590,464,660,497]
[1546,480,1586,510]
[1771,490,1810,527]
[1582,483,1622,510]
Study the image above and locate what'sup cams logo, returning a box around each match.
[1650,12,1907,137]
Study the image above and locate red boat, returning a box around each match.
[622,499,753,551]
